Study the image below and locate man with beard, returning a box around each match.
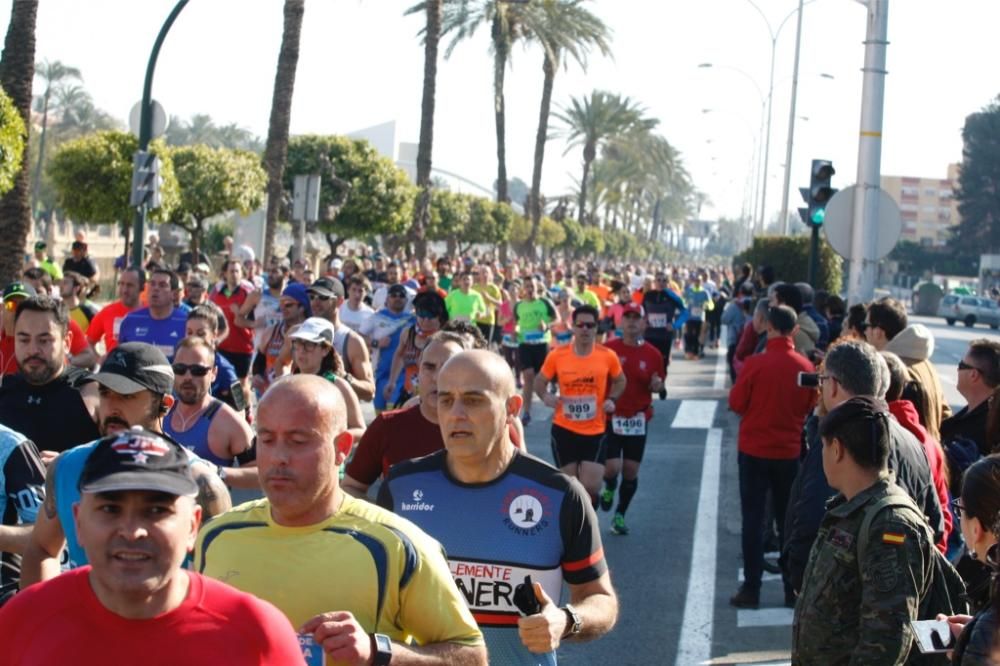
[163,337,256,489]
[19,343,231,587]
[0,296,100,457]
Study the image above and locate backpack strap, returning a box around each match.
[856,495,925,560]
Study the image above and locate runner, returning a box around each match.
[250,282,310,396]
[533,304,626,505]
[516,278,558,425]
[600,304,664,535]
[0,429,304,664]
[445,271,488,324]
[118,269,188,361]
[85,267,144,357]
[472,265,502,349]
[383,291,444,408]
[306,276,376,402]
[379,350,618,665]
[0,423,44,604]
[360,283,414,413]
[642,272,685,398]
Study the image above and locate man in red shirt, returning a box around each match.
[600,303,664,536]
[210,259,255,380]
[728,304,816,609]
[86,267,143,358]
[0,428,304,665]
[342,330,473,498]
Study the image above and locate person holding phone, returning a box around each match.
[940,456,1000,663]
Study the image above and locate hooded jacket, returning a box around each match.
[794,311,820,356]
[884,324,952,440]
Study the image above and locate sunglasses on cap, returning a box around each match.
[308,292,332,301]
[171,363,212,377]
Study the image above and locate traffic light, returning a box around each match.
[130,150,162,209]
[801,159,836,225]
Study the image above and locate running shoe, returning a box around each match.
[658,388,667,401]
[611,513,629,535]
[599,488,614,512]
[520,412,531,426]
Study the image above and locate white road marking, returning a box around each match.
[671,400,718,429]
[675,427,722,665]
[736,608,794,628]
[713,326,728,390]
[738,568,782,583]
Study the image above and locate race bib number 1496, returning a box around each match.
[612,413,646,436]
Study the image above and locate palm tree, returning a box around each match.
[31,60,80,215]
[0,0,38,285]
[525,0,610,247]
[440,0,535,204]
[405,0,443,260]
[263,0,305,264]
[554,90,654,225]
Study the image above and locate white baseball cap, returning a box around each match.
[289,317,335,345]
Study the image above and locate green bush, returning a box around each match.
[0,85,24,197]
[734,235,843,293]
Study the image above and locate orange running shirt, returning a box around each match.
[541,344,623,436]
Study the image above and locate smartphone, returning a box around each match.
[797,372,820,388]
[910,619,955,654]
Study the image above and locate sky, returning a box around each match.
[5,0,999,228]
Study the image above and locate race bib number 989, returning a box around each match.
[612,413,646,436]
[563,395,597,421]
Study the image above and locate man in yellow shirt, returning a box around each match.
[195,375,485,666]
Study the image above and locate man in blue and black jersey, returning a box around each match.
[379,350,618,665]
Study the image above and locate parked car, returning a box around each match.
[938,295,1000,328]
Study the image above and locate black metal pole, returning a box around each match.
[131,0,190,269]
[808,224,820,286]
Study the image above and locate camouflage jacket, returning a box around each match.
[792,477,936,665]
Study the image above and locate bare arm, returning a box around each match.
[345,336,375,401]
[20,468,65,588]
[384,338,407,402]
[210,407,260,491]
[233,290,261,329]
[608,372,627,402]
[533,371,557,407]
[517,573,618,654]
[69,342,98,371]
[341,474,371,500]
[0,526,33,555]
[334,376,367,442]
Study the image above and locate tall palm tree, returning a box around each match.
[440,0,534,204]
[263,0,305,264]
[405,0,443,260]
[525,0,610,247]
[555,90,654,225]
[31,59,80,215]
[0,0,38,285]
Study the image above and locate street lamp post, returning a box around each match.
[131,0,190,269]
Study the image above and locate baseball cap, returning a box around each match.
[78,428,198,497]
[93,343,175,395]
[3,282,35,302]
[281,282,312,315]
[71,240,87,251]
[330,258,343,270]
[307,276,345,300]
[33,241,46,251]
[233,245,255,264]
[388,284,408,297]
[622,303,644,317]
[290,317,335,345]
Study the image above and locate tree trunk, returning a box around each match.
[262,0,304,266]
[190,219,202,264]
[324,232,344,265]
[29,89,48,215]
[578,142,595,225]
[0,0,37,286]
[409,0,441,262]
[527,52,555,248]
[492,15,509,204]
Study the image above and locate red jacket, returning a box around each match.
[888,399,952,554]
[728,336,816,459]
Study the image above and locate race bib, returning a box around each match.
[562,395,597,421]
[298,634,325,666]
[648,313,667,328]
[612,413,646,436]
[524,330,545,343]
[690,306,704,319]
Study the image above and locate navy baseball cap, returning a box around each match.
[79,428,197,497]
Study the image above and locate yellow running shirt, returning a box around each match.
[195,495,483,648]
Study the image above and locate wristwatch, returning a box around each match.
[561,604,582,638]
[370,633,392,665]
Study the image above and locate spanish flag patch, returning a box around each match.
[882,532,906,545]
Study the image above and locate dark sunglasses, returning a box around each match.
[171,363,211,377]
[388,291,407,298]
[308,293,332,301]
[958,360,981,373]
[575,321,597,329]
[416,310,439,319]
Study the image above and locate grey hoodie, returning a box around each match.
[794,311,819,356]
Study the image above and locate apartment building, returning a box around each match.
[880,163,960,247]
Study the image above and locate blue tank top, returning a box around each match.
[54,441,98,568]
[163,400,231,467]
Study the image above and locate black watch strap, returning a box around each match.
[371,633,392,666]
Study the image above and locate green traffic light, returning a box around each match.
[811,207,825,225]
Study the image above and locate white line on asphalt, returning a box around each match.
[713,326,728,390]
[737,568,782,583]
[736,608,794,628]
[670,400,719,429]
[675,427,722,666]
